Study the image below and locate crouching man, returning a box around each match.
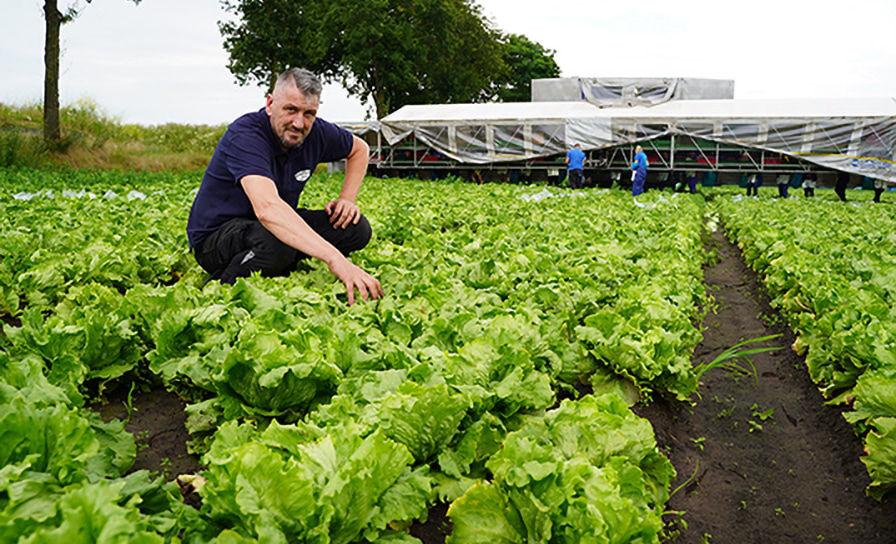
[186,68,382,304]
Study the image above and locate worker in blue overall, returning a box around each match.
[631,145,649,196]
[565,143,586,189]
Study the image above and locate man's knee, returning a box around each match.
[340,214,372,255]
[353,214,373,251]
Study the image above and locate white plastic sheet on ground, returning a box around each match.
[8,189,148,201]
[519,188,587,202]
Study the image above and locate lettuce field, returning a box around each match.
[1,168,895,543]
[718,196,896,500]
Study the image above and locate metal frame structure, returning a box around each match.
[370,131,827,175]
[366,97,896,182]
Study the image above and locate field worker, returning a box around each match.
[835,171,849,201]
[802,173,816,197]
[186,67,383,304]
[631,145,648,196]
[565,143,585,189]
[686,171,698,194]
[745,172,762,197]
[873,178,887,203]
[776,174,789,198]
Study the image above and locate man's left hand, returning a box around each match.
[325,198,361,229]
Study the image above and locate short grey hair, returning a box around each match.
[275,68,322,98]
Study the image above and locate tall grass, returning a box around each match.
[0,100,225,172]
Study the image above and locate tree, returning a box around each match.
[42,0,140,145]
[492,34,560,103]
[219,0,337,93]
[218,0,505,118]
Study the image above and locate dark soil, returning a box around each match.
[94,385,202,479]
[1,313,21,328]
[637,229,896,543]
[410,502,451,543]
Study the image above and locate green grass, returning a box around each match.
[0,100,225,172]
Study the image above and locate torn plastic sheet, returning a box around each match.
[580,78,679,107]
[662,118,896,183]
[532,77,734,106]
[380,98,896,182]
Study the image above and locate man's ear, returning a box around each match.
[265,94,274,115]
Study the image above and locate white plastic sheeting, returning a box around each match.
[337,121,380,135]
[531,77,734,106]
[380,102,611,162]
[380,98,896,182]
[519,188,588,202]
[9,189,152,201]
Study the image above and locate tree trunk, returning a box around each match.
[266,67,278,95]
[372,73,388,119]
[43,0,62,144]
[374,93,389,120]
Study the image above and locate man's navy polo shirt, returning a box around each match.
[186,108,353,248]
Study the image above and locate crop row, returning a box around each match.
[716,195,896,499]
[1,169,711,542]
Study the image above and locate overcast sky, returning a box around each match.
[2,0,895,125]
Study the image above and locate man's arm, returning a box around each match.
[242,175,343,263]
[326,136,369,228]
[241,175,382,304]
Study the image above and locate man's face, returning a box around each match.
[266,82,319,149]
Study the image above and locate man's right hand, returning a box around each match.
[327,256,384,305]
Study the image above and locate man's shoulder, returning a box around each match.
[228,108,268,135]
[308,117,347,142]
[219,109,276,158]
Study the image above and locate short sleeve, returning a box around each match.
[316,119,355,163]
[223,127,274,183]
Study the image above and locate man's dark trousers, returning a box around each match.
[194,210,372,284]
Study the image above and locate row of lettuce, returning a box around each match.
[0,169,194,316]
[715,195,896,499]
[1,169,711,542]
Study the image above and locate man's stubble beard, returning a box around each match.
[280,130,305,150]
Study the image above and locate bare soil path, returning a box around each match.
[637,229,896,543]
[95,386,202,479]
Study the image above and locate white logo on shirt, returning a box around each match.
[295,169,311,183]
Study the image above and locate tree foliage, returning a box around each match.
[219,0,513,118]
[492,33,561,103]
[219,0,338,92]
